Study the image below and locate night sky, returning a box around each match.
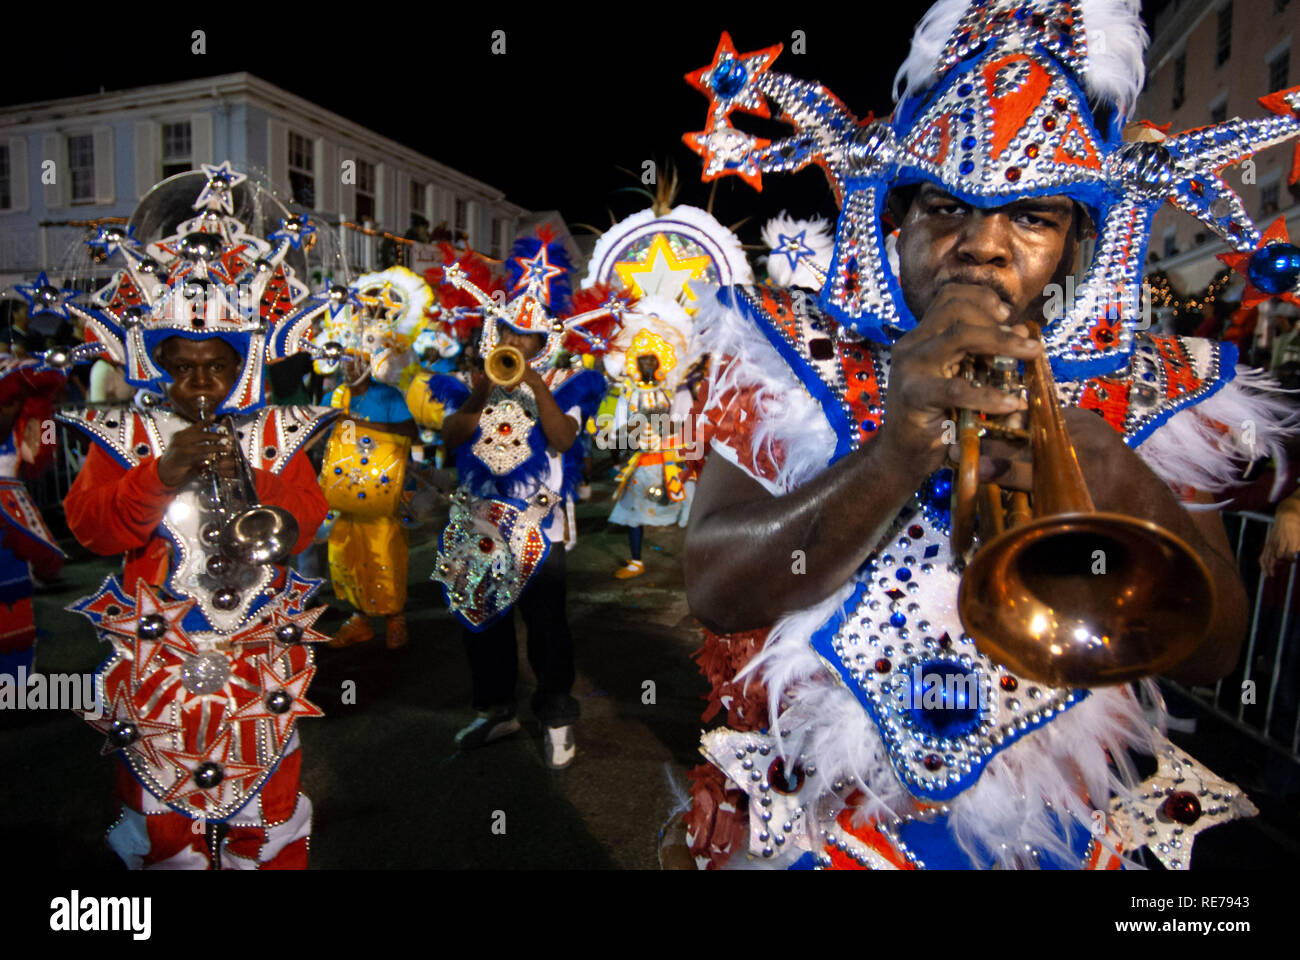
[3,2,1175,251]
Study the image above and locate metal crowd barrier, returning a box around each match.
[1168,510,1300,765]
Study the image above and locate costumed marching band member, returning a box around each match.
[0,348,70,678]
[603,299,696,579]
[675,2,1300,870]
[313,266,424,651]
[57,164,338,869]
[581,191,753,579]
[427,230,613,766]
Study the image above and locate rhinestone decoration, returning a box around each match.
[701,729,814,861]
[472,388,540,476]
[1108,735,1258,870]
[432,485,557,630]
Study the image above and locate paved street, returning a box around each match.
[0,483,705,869]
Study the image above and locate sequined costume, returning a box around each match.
[53,164,338,869]
[678,1,1300,870]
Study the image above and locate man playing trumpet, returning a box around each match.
[675,2,1300,870]
[58,165,335,869]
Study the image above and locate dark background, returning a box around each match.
[1,2,1176,248]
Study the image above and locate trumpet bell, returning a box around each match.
[485,345,526,388]
[958,511,1215,687]
[219,505,299,566]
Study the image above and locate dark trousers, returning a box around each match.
[461,548,579,727]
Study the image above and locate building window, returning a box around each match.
[1269,49,1290,92]
[410,180,425,216]
[1276,0,1290,13]
[1210,100,1227,124]
[356,159,376,223]
[162,121,192,179]
[491,217,504,259]
[1215,2,1232,67]
[454,198,468,240]
[0,144,9,209]
[1260,181,1281,218]
[68,133,95,204]
[1163,229,1178,259]
[288,131,315,209]
[1172,53,1186,110]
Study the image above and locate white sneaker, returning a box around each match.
[543,725,575,769]
[455,712,520,749]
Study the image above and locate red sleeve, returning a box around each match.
[64,444,176,556]
[252,448,328,556]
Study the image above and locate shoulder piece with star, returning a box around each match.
[237,405,339,475]
[56,405,163,469]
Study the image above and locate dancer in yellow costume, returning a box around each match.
[316,267,426,650]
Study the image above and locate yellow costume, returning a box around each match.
[323,386,412,617]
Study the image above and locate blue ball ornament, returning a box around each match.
[711,58,748,98]
[1247,242,1300,295]
[906,660,982,737]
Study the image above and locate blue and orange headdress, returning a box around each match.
[685,0,1300,378]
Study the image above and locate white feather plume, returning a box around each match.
[761,213,835,290]
[893,0,1149,119]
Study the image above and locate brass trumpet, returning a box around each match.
[484,344,526,388]
[195,397,299,566]
[952,323,1214,687]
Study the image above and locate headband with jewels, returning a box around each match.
[312,266,430,384]
[685,2,1300,379]
[436,228,632,368]
[414,244,501,361]
[63,162,332,414]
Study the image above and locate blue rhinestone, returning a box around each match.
[1247,243,1300,294]
[960,108,975,124]
[906,661,982,737]
[333,467,342,475]
[360,457,368,465]
[711,58,748,98]
[381,475,389,483]
[896,568,912,582]
[958,83,973,97]
[961,135,977,151]
[959,160,975,175]
[361,436,372,445]
[358,491,366,499]
[890,611,907,628]
[862,420,877,432]
[924,544,939,559]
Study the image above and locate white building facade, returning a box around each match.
[0,73,528,287]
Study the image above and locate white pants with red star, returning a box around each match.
[106,733,311,870]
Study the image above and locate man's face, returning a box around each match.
[497,323,545,361]
[896,183,1082,328]
[157,336,242,421]
[636,354,660,382]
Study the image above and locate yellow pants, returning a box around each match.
[327,514,408,616]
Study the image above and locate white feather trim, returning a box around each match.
[688,289,838,492]
[1135,366,1300,501]
[761,212,835,290]
[737,579,1159,869]
[582,204,753,292]
[893,0,1148,119]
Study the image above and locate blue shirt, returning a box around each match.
[326,381,413,424]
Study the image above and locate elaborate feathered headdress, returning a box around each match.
[685,2,1300,378]
[64,162,330,414]
[313,266,430,384]
[761,213,835,290]
[437,228,629,369]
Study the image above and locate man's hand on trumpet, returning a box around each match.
[157,422,239,488]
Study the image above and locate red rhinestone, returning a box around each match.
[874,658,892,673]
[1042,117,1057,132]
[938,632,952,648]
[908,524,924,538]
[1005,167,1022,182]
[1190,180,1204,195]
[1161,791,1202,826]
[923,754,943,771]
[498,422,512,435]
[478,537,494,553]
[1053,97,1067,110]
[1000,675,1018,691]
[1025,143,1040,159]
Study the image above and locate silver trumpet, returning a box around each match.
[195,397,299,566]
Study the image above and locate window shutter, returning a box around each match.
[134,121,157,198]
[93,126,114,205]
[316,139,334,213]
[191,112,214,167]
[267,117,288,198]
[42,133,62,209]
[9,137,30,211]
